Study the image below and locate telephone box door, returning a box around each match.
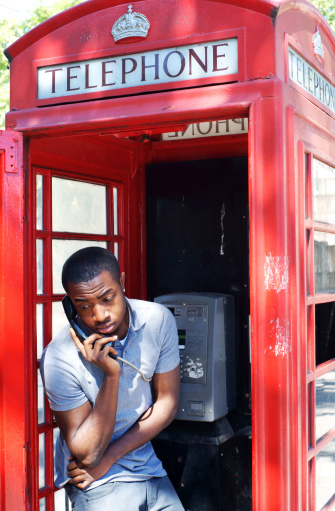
[0,131,26,510]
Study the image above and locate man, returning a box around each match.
[41,247,184,510]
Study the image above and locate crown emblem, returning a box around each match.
[112,5,150,43]
[313,26,324,63]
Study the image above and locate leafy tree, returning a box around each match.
[0,0,82,127]
[311,0,335,31]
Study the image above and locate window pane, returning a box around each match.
[113,187,118,235]
[36,304,44,359]
[39,498,46,511]
[38,369,45,425]
[52,301,70,339]
[52,177,107,234]
[316,370,335,441]
[316,438,335,510]
[315,302,335,365]
[52,240,108,294]
[36,175,43,230]
[313,158,335,224]
[37,240,44,295]
[114,242,119,261]
[39,433,46,489]
[54,488,70,511]
[314,232,335,294]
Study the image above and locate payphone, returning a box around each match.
[155,293,235,421]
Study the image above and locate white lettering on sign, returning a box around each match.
[162,118,248,140]
[37,38,238,100]
[288,46,335,113]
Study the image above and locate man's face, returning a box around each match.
[67,270,129,340]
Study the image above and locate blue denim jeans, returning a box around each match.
[64,476,185,511]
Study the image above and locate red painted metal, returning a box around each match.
[2,1,335,510]
[0,131,25,510]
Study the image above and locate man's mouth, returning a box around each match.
[96,323,115,335]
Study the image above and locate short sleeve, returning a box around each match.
[154,306,180,374]
[40,345,88,412]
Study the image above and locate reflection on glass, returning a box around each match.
[316,370,335,441]
[113,187,118,235]
[39,433,46,489]
[314,232,335,294]
[315,302,335,365]
[52,301,70,338]
[53,427,59,476]
[308,383,312,448]
[305,153,309,220]
[54,488,71,511]
[114,242,119,261]
[39,498,46,511]
[36,240,44,295]
[38,369,45,425]
[313,158,335,224]
[52,240,107,294]
[52,177,107,234]
[316,438,335,510]
[36,175,43,230]
[36,304,44,359]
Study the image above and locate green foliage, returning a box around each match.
[311,0,335,31]
[0,0,82,128]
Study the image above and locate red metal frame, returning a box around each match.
[2,1,335,510]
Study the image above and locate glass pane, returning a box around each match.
[52,240,108,294]
[54,488,71,511]
[308,383,312,448]
[316,370,335,440]
[38,369,45,424]
[36,304,44,359]
[113,187,118,235]
[52,177,107,234]
[313,158,335,224]
[305,153,309,220]
[36,175,43,230]
[53,427,59,475]
[39,498,46,511]
[52,301,70,338]
[316,438,335,510]
[39,433,46,489]
[314,232,335,294]
[315,302,335,365]
[114,242,119,261]
[36,239,44,295]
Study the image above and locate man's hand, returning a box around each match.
[70,327,120,376]
[67,455,111,489]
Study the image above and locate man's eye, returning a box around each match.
[78,305,89,310]
[104,296,115,302]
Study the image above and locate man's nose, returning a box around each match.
[93,304,108,322]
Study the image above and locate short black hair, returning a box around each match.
[62,247,121,293]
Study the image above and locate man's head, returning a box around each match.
[62,246,121,293]
[62,247,128,339]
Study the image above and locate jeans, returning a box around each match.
[64,476,185,511]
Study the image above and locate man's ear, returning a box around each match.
[120,272,126,292]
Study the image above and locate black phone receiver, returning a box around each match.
[62,295,117,359]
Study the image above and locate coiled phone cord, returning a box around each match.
[115,356,152,382]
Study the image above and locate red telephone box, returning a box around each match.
[1,0,335,510]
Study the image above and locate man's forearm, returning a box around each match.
[62,373,120,467]
[99,395,178,468]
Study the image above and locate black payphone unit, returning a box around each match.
[155,293,236,421]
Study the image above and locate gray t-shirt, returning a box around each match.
[40,298,180,490]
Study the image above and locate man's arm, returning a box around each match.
[53,329,120,467]
[67,365,180,488]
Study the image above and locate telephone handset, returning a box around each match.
[62,295,151,381]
